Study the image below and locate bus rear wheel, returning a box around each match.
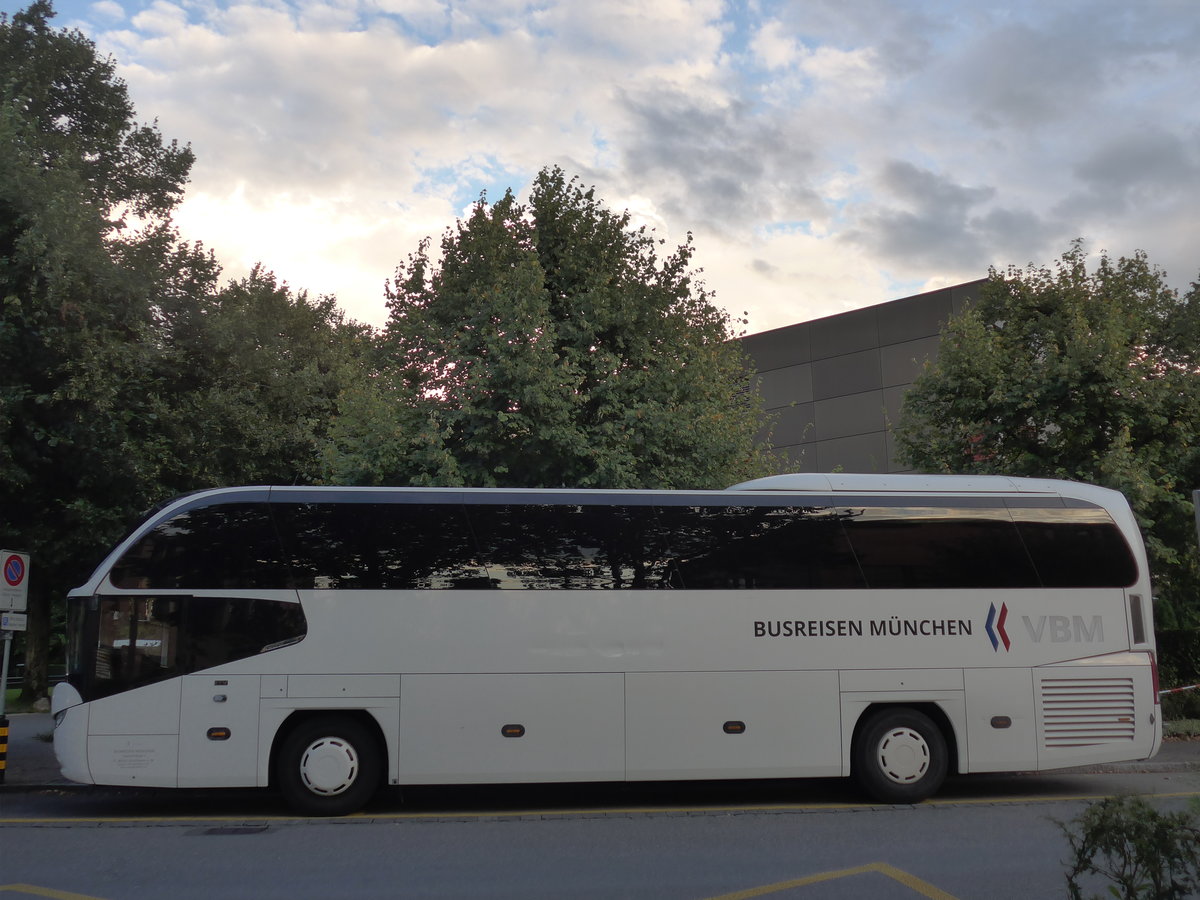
[276,716,382,816]
[853,707,947,804]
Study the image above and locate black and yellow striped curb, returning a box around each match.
[0,715,9,785]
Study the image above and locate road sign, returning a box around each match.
[2,552,29,609]
[0,551,29,612]
[0,612,26,631]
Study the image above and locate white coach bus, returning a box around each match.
[51,474,1161,815]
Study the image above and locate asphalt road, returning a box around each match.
[4,713,1200,899]
[4,773,1200,900]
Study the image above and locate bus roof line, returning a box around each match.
[727,474,1062,494]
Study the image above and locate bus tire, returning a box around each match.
[853,707,947,804]
[276,716,382,816]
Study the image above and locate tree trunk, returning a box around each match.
[18,582,49,703]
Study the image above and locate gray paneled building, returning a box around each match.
[739,279,985,474]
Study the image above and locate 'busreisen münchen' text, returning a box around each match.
[753,618,973,638]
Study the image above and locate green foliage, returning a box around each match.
[1,1,196,593]
[1061,796,1200,899]
[0,3,374,699]
[327,166,772,489]
[897,241,1200,625]
[1157,627,1200,721]
[1162,694,1200,724]
[149,265,375,491]
[0,53,165,610]
[1157,630,1200,693]
[4,688,37,714]
[0,1,193,220]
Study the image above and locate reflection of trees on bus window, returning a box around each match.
[93,597,181,697]
[273,502,488,589]
[103,497,1139,595]
[466,504,672,589]
[660,505,865,589]
[110,503,289,589]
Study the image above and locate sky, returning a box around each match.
[21,0,1200,334]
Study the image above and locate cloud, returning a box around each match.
[90,1,125,21]
[750,20,799,70]
[47,0,1200,330]
[761,0,944,78]
[1068,128,1200,214]
[614,88,823,234]
[843,161,993,267]
[692,227,896,333]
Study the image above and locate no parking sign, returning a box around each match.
[1,550,29,613]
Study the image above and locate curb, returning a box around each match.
[2,761,1198,795]
[0,780,91,793]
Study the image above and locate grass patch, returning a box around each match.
[3,688,38,714]
[1165,719,1200,739]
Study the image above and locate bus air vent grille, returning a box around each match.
[1039,676,1136,747]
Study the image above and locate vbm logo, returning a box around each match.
[986,602,1104,652]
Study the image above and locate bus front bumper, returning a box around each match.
[51,682,93,785]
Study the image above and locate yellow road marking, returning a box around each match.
[0,802,864,825]
[1,789,1199,826]
[704,862,960,900]
[0,886,108,900]
[925,788,1200,807]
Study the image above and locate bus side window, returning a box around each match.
[183,597,308,671]
[1012,507,1138,588]
[842,506,1039,589]
[110,503,289,589]
[272,502,485,589]
[91,597,181,696]
[466,504,670,589]
[658,505,864,590]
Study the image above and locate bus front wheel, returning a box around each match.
[276,716,382,816]
[852,707,947,804]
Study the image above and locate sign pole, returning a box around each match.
[0,628,10,717]
[0,631,10,784]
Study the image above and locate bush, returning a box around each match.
[1060,796,1200,899]
[1157,628,1200,720]
[1162,690,1200,722]
[1157,629,1200,691]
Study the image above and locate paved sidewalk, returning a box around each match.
[2,713,72,788]
[2,712,1199,791]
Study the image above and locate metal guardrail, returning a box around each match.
[1160,683,1200,697]
[4,668,67,690]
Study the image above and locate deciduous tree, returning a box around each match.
[0,23,179,698]
[0,0,192,220]
[0,3,372,700]
[897,242,1200,625]
[326,167,771,489]
[153,266,375,492]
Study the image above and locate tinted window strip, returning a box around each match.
[112,499,1138,591]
